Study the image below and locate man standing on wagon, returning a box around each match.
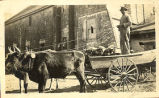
[117,7,132,54]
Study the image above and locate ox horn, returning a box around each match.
[8,46,14,53]
[26,47,29,52]
[13,47,15,52]
[14,45,21,52]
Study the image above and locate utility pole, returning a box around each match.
[135,4,139,24]
[143,4,145,23]
[19,28,22,50]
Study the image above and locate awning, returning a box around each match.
[131,22,155,35]
[132,24,155,32]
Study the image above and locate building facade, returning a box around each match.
[5,5,117,53]
[5,4,155,53]
[75,5,117,50]
[130,22,155,52]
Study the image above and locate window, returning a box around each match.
[39,39,46,47]
[29,16,32,26]
[62,8,64,13]
[87,18,96,40]
[139,40,155,50]
[91,26,94,33]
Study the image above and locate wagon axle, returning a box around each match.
[121,72,128,79]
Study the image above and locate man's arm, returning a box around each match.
[123,15,132,28]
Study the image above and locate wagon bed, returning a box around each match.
[85,49,156,92]
[89,49,155,69]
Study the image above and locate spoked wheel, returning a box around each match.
[85,69,107,88]
[138,64,156,82]
[108,57,139,92]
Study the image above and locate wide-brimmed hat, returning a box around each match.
[120,7,127,11]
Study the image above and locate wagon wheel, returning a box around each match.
[138,64,156,82]
[85,69,107,88]
[142,67,155,82]
[108,57,139,92]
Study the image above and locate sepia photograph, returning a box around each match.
[4,4,156,94]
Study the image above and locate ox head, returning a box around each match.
[20,50,36,72]
[5,46,24,74]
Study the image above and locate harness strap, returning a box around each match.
[28,58,32,71]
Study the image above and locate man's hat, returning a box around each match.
[120,7,127,11]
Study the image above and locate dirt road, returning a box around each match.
[5,74,156,93]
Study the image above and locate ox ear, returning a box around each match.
[30,53,36,58]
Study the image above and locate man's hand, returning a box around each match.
[117,25,124,28]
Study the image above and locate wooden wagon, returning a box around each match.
[85,49,156,92]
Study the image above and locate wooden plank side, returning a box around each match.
[89,50,156,69]
[129,50,156,65]
[90,57,117,69]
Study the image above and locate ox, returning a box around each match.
[5,47,29,93]
[5,47,59,93]
[16,48,86,93]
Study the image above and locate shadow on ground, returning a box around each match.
[6,81,156,93]
[6,84,111,93]
[46,84,111,93]
[6,89,38,93]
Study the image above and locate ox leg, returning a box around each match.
[56,79,58,89]
[38,62,49,93]
[38,83,42,93]
[24,83,28,93]
[19,79,21,93]
[74,71,86,93]
[38,79,47,93]
[24,73,29,93]
[49,78,52,90]
[49,78,58,90]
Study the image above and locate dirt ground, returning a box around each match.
[5,74,156,93]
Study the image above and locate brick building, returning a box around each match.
[5,5,118,53]
[5,4,155,53]
[75,5,117,50]
[5,6,59,51]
